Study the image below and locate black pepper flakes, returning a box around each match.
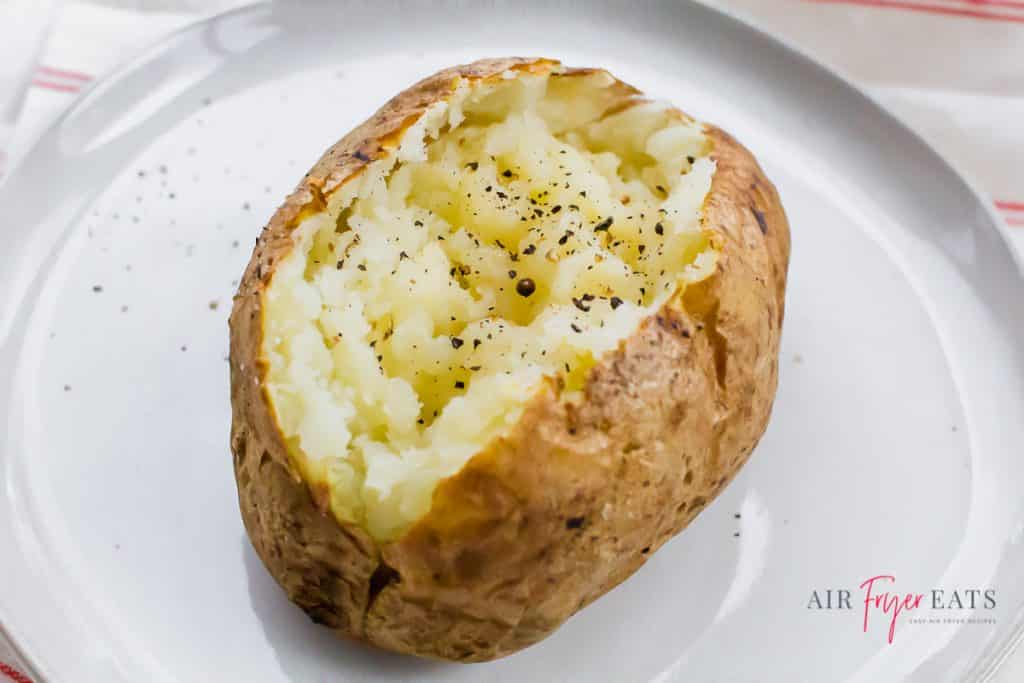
[610,296,624,310]
[593,217,613,232]
[454,380,465,389]
[508,270,517,279]
[566,516,585,530]
[654,222,664,235]
[570,323,582,333]
[515,278,536,297]
[451,337,464,349]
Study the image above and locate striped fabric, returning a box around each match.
[31,65,92,93]
[808,0,1024,24]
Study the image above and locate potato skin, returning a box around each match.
[230,58,789,662]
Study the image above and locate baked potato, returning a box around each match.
[230,57,789,662]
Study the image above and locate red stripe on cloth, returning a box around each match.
[1005,217,1024,226]
[806,0,1024,22]
[0,662,33,683]
[959,0,1024,11]
[995,200,1024,212]
[31,79,80,93]
[37,65,92,82]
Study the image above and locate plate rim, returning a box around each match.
[0,1,1021,680]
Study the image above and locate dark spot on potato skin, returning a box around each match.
[654,313,692,340]
[368,563,401,602]
[455,548,486,580]
[305,605,336,626]
[752,206,768,235]
[565,516,586,530]
[670,402,687,427]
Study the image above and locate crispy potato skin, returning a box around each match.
[230,58,790,662]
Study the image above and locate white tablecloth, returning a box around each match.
[0,1,1020,680]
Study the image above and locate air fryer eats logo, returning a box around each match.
[807,575,996,643]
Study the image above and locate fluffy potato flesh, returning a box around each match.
[263,71,718,541]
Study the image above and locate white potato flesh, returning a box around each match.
[263,71,717,540]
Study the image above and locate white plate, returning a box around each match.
[2,2,1023,681]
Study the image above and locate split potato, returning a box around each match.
[230,57,789,662]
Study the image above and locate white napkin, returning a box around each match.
[0,1,1020,680]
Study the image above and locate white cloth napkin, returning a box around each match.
[0,1,1020,680]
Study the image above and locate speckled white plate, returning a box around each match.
[1,2,1023,682]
